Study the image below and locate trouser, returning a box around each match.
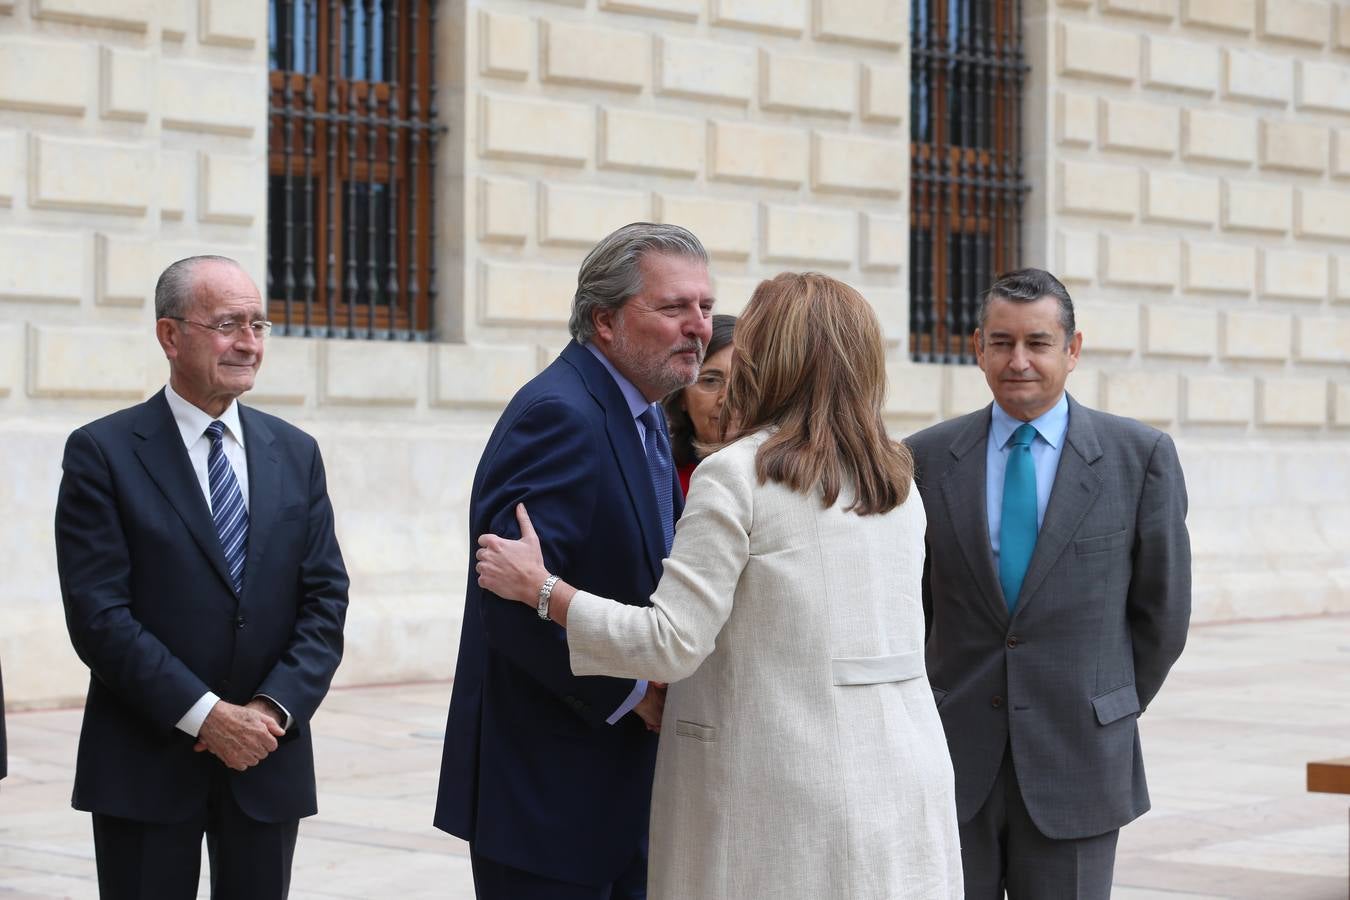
[91,778,298,900]
[469,843,646,900]
[958,749,1119,899]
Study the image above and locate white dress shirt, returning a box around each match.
[164,384,291,737]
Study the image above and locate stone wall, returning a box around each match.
[0,0,1347,707]
[1025,0,1350,621]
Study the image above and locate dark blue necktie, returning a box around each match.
[206,421,249,593]
[638,405,675,555]
[999,423,1038,613]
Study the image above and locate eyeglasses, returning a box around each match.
[689,373,726,394]
[168,317,273,339]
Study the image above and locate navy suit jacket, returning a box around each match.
[54,389,349,824]
[434,341,681,886]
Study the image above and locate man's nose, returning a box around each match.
[686,309,712,342]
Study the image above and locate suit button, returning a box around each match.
[991,695,1003,709]
[236,615,246,629]
[1006,637,1018,649]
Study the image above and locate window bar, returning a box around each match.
[953,0,973,364]
[939,1,955,367]
[972,0,993,361]
[364,0,383,340]
[909,1,930,363]
[384,0,401,334]
[424,0,441,343]
[406,0,422,341]
[999,0,1009,292]
[344,0,361,339]
[325,0,341,337]
[281,1,296,334]
[1013,0,1027,267]
[302,0,318,336]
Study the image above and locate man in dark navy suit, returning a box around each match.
[435,223,715,899]
[55,256,349,899]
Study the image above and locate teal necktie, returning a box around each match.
[999,423,1038,613]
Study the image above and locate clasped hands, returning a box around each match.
[194,697,286,771]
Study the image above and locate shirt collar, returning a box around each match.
[164,382,245,449]
[990,392,1069,451]
[585,342,655,423]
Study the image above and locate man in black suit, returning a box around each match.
[435,223,714,899]
[55,255,349,899]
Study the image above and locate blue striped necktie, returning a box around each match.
[638,405,675,555]
[999,422,1038,613]
[205,421,248,594]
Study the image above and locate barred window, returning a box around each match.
[909,0,1027,363]
[267,0,442,340]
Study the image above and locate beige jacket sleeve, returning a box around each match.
[566,442,754,683]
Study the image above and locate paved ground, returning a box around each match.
[1,614,1347,899]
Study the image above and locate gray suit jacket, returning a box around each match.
[908,394,1191,840]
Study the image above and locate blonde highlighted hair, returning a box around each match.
[714,272,913,515]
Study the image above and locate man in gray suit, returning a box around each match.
[908,268,1191,898]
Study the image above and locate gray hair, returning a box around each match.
[977,267,1076,347]
[154,255,240,319]
[569,223,709,343]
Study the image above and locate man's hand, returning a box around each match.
[192,700,286,771]
[633,682,667,733]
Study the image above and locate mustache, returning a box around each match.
[671,339,704,358]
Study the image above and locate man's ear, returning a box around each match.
[592,305,617,345]
[972,329,985,371]
[1065,330,1083,372]
[155,318,180,361]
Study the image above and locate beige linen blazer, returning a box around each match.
[567,431,962,900]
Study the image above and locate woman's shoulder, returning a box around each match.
[700,428,769,470]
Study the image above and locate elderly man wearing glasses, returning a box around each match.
[54,255,350,900]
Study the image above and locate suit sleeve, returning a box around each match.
[1127,431,1191,712]
[255,439,350,728]
[566,446,751,684]
[55,428,211,732]
[476,397,643,727]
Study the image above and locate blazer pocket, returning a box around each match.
[1091,682,1140,725]
[674,720,716,743]
[831,650,925,686]
[1075,529,1129,556]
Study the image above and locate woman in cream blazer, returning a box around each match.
[477,273,962,900]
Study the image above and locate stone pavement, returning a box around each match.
[1,614,1347,899]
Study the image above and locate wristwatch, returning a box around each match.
[537,574,560,620]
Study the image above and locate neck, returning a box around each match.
[170,377,233,419]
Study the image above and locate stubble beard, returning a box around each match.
[611,326,704,399]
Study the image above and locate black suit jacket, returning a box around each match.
[434,341,679,887]
[54,389,349,824]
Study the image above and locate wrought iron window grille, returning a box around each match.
[267,0,446,341]
[910,0,1029,364]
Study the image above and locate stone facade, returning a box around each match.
[0,0,1347,707]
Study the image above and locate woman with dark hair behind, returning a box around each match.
[474,272,962,899]
[662,313,736,496]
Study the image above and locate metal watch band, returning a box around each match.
[537,574,560,620]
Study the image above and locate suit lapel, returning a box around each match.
[937,406,1009,627]
[1013,395,1103,617]
[239,406,280,600]
[562,342,666,584]
[132,390,236,594]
